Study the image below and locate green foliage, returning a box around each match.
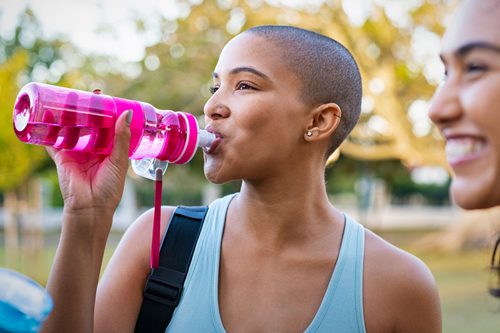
[0,8,98,191]
[0,1,456,198]
[0,51,47,191]
[133,164,207,206]
[326,157,450,205]
[390,175,451,206]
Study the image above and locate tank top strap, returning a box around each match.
[304,214,366,333]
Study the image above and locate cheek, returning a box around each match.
[462,76,500,112]
[462,81,500,139]
[246,101,303,136]
[231,103,281,142]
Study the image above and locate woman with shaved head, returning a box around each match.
[42,26,441,332]
[428,0,500,298]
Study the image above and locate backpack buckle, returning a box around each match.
[143,267,185,306]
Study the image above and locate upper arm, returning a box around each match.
[94,206,175,333]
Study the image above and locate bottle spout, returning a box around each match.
[197,129,217,151]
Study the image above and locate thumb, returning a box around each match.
[109,109,132,168]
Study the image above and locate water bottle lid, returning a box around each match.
[0,268,53,332]
[170,112,199,164]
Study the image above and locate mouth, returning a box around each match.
[203,126,224,154]
[445,136,487,165]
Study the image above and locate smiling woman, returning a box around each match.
[429,0,500,210]
[428,0,500,298]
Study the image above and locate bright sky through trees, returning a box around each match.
[0,0,447,77]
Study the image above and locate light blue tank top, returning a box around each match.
[166,194,366,333]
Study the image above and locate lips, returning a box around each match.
[203,126,224,154]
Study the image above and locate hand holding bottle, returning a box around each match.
[46,110,131,220]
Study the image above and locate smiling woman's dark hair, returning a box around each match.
[490,236,500,298]
[245,25,362,157]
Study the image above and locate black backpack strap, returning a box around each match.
[134,205,208,333]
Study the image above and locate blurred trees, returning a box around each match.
[0,9,101,192]
[99,0,452,202]
[0,0,454,206]
[0,8,99,269]
[334,1,449,168]
[97,0,454,200]
[0,10,50,192]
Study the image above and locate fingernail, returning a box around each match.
[126,110,132,126]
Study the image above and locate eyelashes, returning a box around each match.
[209,81,257,95]
[465,63,488,73]
[236,82,256,90]
[441,62,489,81]
[209,86,219,94]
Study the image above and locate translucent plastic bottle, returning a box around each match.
[13,82,215,171]
[0,268,53,333]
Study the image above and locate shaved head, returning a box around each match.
[245,25,362,156]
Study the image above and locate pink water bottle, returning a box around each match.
[13,82,215,166]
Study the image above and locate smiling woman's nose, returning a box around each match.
[428,82,462,126]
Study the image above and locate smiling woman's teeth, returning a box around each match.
[445,139,485,159]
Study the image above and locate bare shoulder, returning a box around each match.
[121,205,177,251]
[364,229,436,287]
[363,229,442,333]
[94,205,176,333]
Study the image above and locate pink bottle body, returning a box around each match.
[13,82,203,164]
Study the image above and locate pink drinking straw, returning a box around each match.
[151,168,163,269]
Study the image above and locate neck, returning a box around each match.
[227,161,344,248]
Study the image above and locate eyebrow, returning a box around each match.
[212,66,270,80]
[454,41,500,57]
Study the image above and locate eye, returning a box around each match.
[465,62,488,74]
[442,66,449,80]
[209,85,219,94]
[236,81,256,91]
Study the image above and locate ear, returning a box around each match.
[304,103,342,141]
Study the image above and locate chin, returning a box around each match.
[204,167,230,185]
[451,182,499,210]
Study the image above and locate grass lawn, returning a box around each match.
[377,229,500,333]
[418,250,499,333]
[1,231,499,332]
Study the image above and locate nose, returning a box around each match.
[428,80,462,127]
[203,94,230,121]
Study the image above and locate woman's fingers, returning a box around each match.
[46,146,58,161]
[109,110,132,171]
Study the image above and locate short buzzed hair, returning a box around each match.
[245,25,362,157]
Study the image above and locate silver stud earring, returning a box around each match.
[306,130,313,137]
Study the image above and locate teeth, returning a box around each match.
[445,139,485,159]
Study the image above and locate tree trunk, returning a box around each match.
[4,190,20,269]
[3,179,45,281]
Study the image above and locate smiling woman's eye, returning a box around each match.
[465,62,488,73]
[209,85,219,94]
[442,66,449,80]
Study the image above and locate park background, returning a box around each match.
[0,0,499,331]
